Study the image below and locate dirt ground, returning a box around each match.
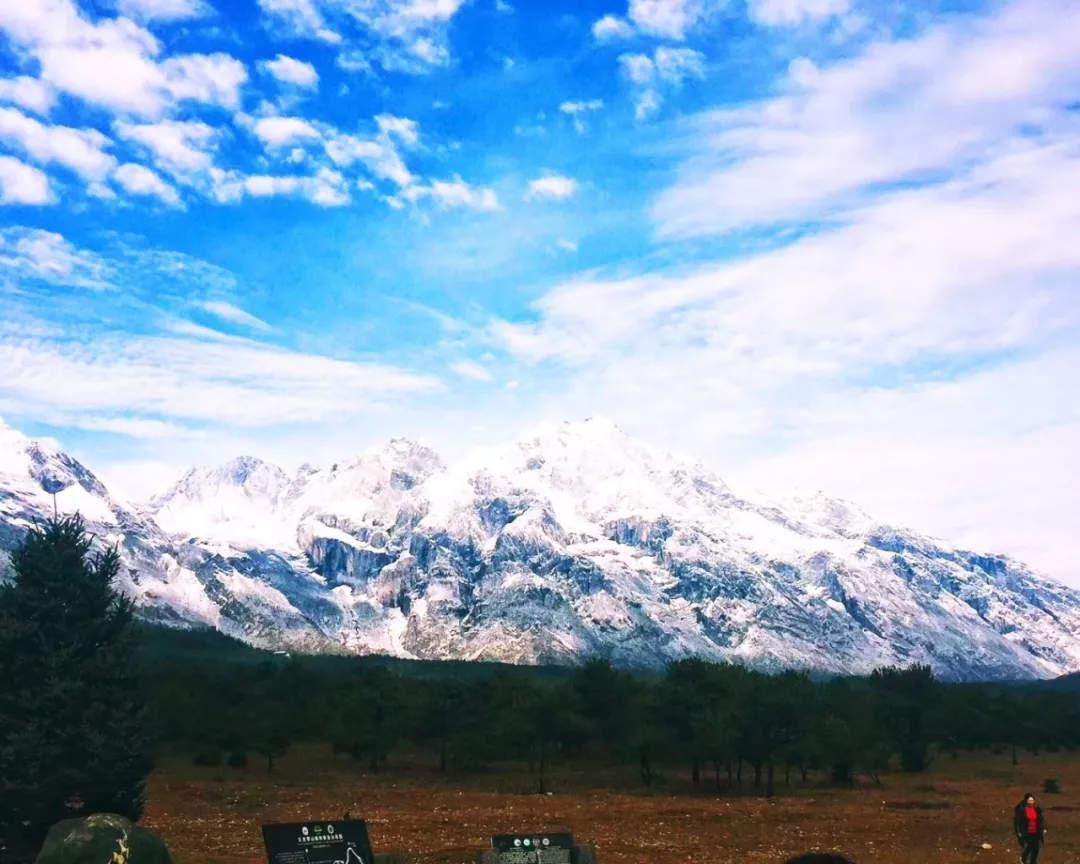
[143,745,1079,864]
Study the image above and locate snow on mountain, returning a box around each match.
[2,414,1080,681]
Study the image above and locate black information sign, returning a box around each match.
[262,820,374,864]
[491,833,574,864]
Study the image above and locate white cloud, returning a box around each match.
[115,120,217,174]
[262,54,320,88]
[450,359,494,382]
[366,0,466,37]
[592,14,635,41]
[402,176,499,211]
[526,174,578,201]
[258,0,466,71]
[0,0,247,117]
[556,238,578,252]
[161,54,248,109]
[207,166,245,203]
[195,300,272,331]
[652,0,1080,238]
[560,99,603,134]
[324,130,414,186]
[236,167,350,206]
[0,76,55,115]
[372,37,449,72]
[618,47,704,122]
[747,0,852,26]
[619,52,655,84]
[627,0,722,40]
[560,99,604,115]
[634,88,661,120]
[375,114,420,147]
[257,0,341,42]
[337,52,372,73]
[0,107,115,180]
[114,162,180,204]
[252,116,321,147]
[117,0,214,22]
[654,46,706,84]
[245,174,301,196]
[88,181,116,199]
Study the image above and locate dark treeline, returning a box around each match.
[146,638,1080,797]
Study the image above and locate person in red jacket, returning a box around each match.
[1014,793,1047,864]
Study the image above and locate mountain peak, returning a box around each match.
[217,455,284,486]
[151,455,291,511]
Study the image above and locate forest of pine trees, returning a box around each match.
[146,641,1080,796]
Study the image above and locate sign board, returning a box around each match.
[262,820,374,864]
[491,833,575,864]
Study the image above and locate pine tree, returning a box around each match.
[0,516,154,858]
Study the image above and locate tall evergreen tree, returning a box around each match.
[0,516,154,857]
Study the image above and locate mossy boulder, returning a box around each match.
[33,814,171,864]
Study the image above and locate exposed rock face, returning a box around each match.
[2,415,1080,681]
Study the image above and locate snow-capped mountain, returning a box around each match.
[2,414,1080,681]
[149,456,294,547]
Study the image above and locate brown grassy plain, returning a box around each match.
[143,745,1078,864]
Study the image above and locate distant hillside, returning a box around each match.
[1046,671,1080,691]
[135,622,583,683]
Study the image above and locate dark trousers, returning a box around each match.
[1020,835,1042,864]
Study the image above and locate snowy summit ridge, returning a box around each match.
[2,414,1080,682]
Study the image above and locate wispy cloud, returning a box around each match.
[0,333,440,432]
[257,0,468,73]
[194,300,272,332]
[257,0,342,43]
[117,0,214,22]
[450,359,494,382]
[0,230,441,435]
[652,0,1080,237]
[0,226,110,286]
[747,0,852,27]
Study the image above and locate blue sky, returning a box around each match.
[1,0,1079,583]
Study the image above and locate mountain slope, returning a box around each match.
[2,415,1079,681]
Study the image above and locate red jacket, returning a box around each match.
[1014,800,1045,837]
